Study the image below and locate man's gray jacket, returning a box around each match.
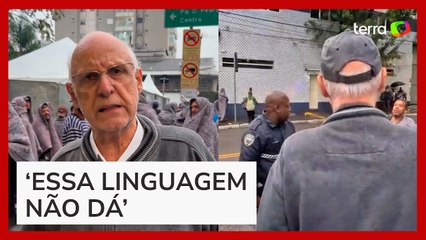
[29,115,217,231]
[257,105,417,230]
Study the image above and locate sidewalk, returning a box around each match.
[219,110,417,130]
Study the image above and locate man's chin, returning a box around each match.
[95,120,134,133]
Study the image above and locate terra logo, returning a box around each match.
[390,21,411,37]
[353,21,411,37]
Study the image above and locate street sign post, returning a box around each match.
[182,29,201,61]
[181,61,199,89]
[164,10,218,28]
[180,29,202,98]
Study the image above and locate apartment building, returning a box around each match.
[55,9,177,57]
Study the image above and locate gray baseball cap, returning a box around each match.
[320,31,382,84]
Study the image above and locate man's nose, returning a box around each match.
[97,74,114,97]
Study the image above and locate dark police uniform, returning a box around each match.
[239,112,295,197]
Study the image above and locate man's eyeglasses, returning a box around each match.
[72,62,135,84]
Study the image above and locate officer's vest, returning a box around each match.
[246,98,255,111]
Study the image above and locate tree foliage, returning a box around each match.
[8,10,64,41]
[304,10,416,67]
[8,19,41,59]
[8,10,64,60]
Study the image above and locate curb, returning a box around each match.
[219,118,324,130]
[219,112,417,130]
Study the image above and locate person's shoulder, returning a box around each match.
[157,125,205,146]
[51,138,83,161]
[154,125,215,161]
[283,126,319,148]
[399,118,417,133]
[285,120,296,133]
[390,123,417,148]
[248,116,263,131]
[406,116,416,123]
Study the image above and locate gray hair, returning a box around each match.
[324,64,381,99]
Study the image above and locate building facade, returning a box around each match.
[142,58,218,104]
[55,9,177,57]
[219,9,416,120]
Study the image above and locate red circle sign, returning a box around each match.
[184,30,200,47]
[182,63,198,78]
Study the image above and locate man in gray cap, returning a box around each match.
[257,31,416,230]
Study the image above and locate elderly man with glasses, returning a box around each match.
[33,31,217,231]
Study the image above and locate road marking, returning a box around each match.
[219,152,240,160]
[304,112,326,119]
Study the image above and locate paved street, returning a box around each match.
[219,120,323,161]
[219,114,417,161]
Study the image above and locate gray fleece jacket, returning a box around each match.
[28,115,217,231]
[257,105,417,230]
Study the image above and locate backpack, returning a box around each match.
[246,98,255,111]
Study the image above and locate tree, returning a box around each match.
[8,10,64,41]
[8,19,41,59]
[8,10,64,60]
[304,10,417,67]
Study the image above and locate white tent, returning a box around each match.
[143,74,163,97]
[8,38,76,110]
[9,37,76,83]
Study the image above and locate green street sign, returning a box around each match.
[164,10,218,28]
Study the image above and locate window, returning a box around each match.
[80,20,86,25]
[321,9,330,20]
[310,10,319,19]
[310,9,331,21]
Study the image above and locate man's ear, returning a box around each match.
[136,68,143,93]
[66,82,79,107]
[317,73,329,98]
[275,105,281,113]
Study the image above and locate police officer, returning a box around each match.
[239,90,295,207]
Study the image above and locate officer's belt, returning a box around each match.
[260,153,278,159]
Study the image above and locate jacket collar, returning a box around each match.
[262,111,287,128]
[324,104,388,125]
[81,115,160,161]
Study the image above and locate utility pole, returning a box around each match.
[233,52,238,123]
[160,75,168,97]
